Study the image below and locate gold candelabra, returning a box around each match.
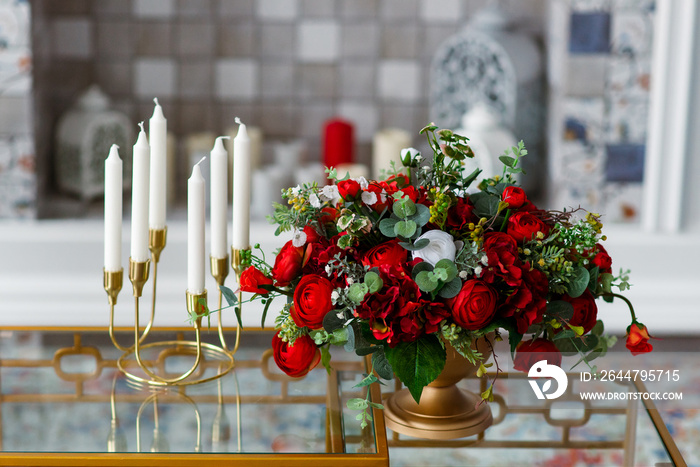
[103,226,247,386]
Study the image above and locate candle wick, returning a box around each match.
[111,144,120,150]
[138,121,145,132]
[153,97,160,106]
[195,156,206,167]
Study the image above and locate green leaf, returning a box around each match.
[260,297,272,328]
[355,345,380,356]
[220,285,238,306]
[353,374,379,388]
[399,238,430,251]
[346,398,368,410]
[385,334,446,403]
[394,219,417,238]
[323,310,346,332]
[348,283,369,304]
[344,324,356,352]
[600,273,614,294]
[546,300,574,321]
[378,218,399,237]
[567,266,590,298]
[410,204,431,227]
[499,155,516,168]
[364,271,383,294]
[372,349,394,380]
[434,259,458,282]
[553,329,576,340]
[591,319,604,336]
[463,168,481,187]
[431,268,448,282]
[329,327,349,346]
[438,277,462,299]
[474,195,500,218]
[411,261,433,279]
[393,198,417,218]
[415,270,438,292]
[588,266,600,292]
[320,345,332,375]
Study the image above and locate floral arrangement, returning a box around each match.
[222,124,651,426]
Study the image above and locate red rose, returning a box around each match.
[506,211,549,243]
[592,244,612,274]
[502,186,526,208]
[481,232,522,287]
[448,279,498,330]
[320,206,339,223]
[446,197,476,231]
[291,274,335,329]
[513,338,562,372]
[239,266,273,295]
[362,239,408,269]
[271,332,321,378]
[337,179,361,201]
[271,241,304,286]
[626,322,653,355]
[562,290,598,334]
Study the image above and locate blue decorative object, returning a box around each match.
[605,144,645,182]
[569,12,612,54]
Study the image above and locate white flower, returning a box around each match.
[459,270,469,279]
[320,184,340,204]
[412,230,458,266]
[400,147,420,162]
[361,190,378,205]
[309,192,321,208]
[474,265,483,277]
[355,176,369,190]
[346,277,354,285]
[290,185,301,196]
[331,290,340,303]
[325,265,332,275]
[481,255,489,266]
[292,229,307,247]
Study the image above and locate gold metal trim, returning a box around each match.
[128,258,150,298]
[103,268,123,306]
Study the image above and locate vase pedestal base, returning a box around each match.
[384,384,493,440]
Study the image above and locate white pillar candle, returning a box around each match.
[211,136,230,259]
[149,98,167,230]
[131,123,150,262]
[188,158,206,294]
[104,144,123,271]
[232,117,251,250]
[372,128,411,179]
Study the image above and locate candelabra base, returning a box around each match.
[118,339,234,387]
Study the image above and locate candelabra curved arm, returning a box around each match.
[136,392,202,453]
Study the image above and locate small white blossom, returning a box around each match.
[290,185,301,196]
[320,184,341,204]
[309,192,321,208]
[331,290,340,303]
[346,277,355,285]
[474,266,483,277]
[292,229,307,247]
[361,190,378,206]
[400,147,420,161]
[355,176,369,190]
[336,311,344,319]
[325,265,332,275]
[481,255,489,266]
[459,270,469,279]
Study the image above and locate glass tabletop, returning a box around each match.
[0,329,388,466]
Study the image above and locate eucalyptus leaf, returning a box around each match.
[346,398,368,410]
[329,327,349,346]
[474,196,500,218]
[378,218,399,237]
[348,283,369,304]
[567,266,590,298]
[323,310,346,332]
[415,270,438,292]
[434,259,458,282]
[410,204,431,227]
[344,324,356,352]
[394,219,417,238]
[546,300,574,321]
[411,261,433,279]
[553,329,576,340]
[438,277,462,299]
[364,271,383,294]
[591,320,604,336]
[353,374,379,388]
[355,346,380,356]
[499,155,516,168]
[588,266,600,292]
[399,238,430,251]
[393,198,417,218]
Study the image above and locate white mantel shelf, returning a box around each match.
[0,220,697,335]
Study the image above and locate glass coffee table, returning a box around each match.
[0,328,686,466]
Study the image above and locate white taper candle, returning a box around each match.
[232,117,251,250]
[149,98,167,229]
[131,123,150,262]
[104,144,122,271]
[211,136,230,259]
[188,157,206,294]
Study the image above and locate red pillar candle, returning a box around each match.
[323,118,354,169]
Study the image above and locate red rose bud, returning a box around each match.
[561,290,598,335]
[271,241,304,286]
[362,239,407,269]
[292,274,335,329]
[448,279,498,330]
[513,338,562,372]
[239,266,273,295]
[626,322,653,355]
[591,243,613,274]
[337,179,362,201]
[272,332,321,378]
[506,211,548,243]
[502,186,527,209]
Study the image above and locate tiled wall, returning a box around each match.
[548,0,655,224]
[28,0,545,216]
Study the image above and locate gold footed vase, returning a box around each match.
[384,335,494,440]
